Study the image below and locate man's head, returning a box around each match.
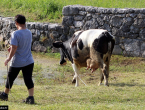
[15,14,26,24]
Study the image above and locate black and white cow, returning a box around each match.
[53,29,115,87]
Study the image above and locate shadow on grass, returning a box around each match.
[110,83,145,87]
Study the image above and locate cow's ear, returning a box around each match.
[53,41,63,48]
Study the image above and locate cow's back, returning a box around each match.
[77,29,107,48]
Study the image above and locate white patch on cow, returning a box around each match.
[72,63,80,87]
[77,29,107,48]
[70,30,82,48]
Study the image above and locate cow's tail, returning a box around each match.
[104,31,115,54]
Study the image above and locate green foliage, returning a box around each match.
[33,62,42,73]
[0,0,145,22]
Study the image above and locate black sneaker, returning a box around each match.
[23,96,35,104]
[0,92,8,101]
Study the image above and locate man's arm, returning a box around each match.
[5,45,17,66]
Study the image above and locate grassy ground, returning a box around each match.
[0,0,145,23]
[0,52,145,110]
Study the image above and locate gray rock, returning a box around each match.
[117,9,127,14]
[110,16,123,28]
[36,30,40,39]
[97,16,104,26]
[130,25,140,34]
[85,13,92,21]
[123,39,140,52]
[30,29,36,34]
[123,33,138,39]
[63,26,70,35]
[32,35,39,42]
[129,13,137,18]
[48,23,58,31]
[69,26,75,37]
[74,28,81,32]
[74,21,84,28]
[140,9,145,14]
[103,15,110,22]
[26,23,31,29]
[32,41,41,52]
[123,17,134,25]
[137,14,145,19]
[114,36,121,45]
[83,20,93,30]
[103,23,111,32]
[97,8,112,14]
[112,45,122,55]
[50,31,59,38]
[30,23,35,29]
[133,18,145,28]
[43,24,48,31]
[112,28,123,37]
[35,23,41,29]
[56,26,63,35]
[43,38,53,47]
[85,7,96,13]
[79,11,87,16]
[139,28,145,39]
[32,41,47,52]
[74,15,85,21]
[60,34,68,42]
[62,16,74,26]
[63,5,79,16]
[120,24,130,32]
[44,31,49,38]
[40,45,47,52]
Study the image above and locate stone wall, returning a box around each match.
[0,17,63,53]
[1,5,145,57]
[62,5,145,57]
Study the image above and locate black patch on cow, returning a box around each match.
[100,54,103,59]
[77,39,84,50]
[61,45,73,63]
[59,48,67,65]
[104,31,115,54]
[71,31,84,59]
[53,41,63,48]
[93,31,115,54]
[93,34,108,54]
[105,57,108,62]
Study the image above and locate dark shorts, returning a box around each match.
[6,63,34,89]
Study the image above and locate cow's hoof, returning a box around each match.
[72,79,76,83]
[98,83,103,86]
[104,84,109,87]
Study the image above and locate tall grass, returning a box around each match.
[0,0,145,22]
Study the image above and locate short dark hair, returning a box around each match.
[14,14,26,24]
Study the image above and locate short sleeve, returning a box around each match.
[10,31,18,46]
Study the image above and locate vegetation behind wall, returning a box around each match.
[0,0,145,22]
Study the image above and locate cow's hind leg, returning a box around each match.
[72,64,80,87]
[101,63,109,86]
[98,69,104,86]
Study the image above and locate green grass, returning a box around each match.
[0,0,144,23]
[1,53,145,109]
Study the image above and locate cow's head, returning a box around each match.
[53,41,72,65]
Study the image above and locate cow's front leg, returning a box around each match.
[101,64,109,86]
[72,64,80,87]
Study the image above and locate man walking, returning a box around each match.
[0,14,35,104]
